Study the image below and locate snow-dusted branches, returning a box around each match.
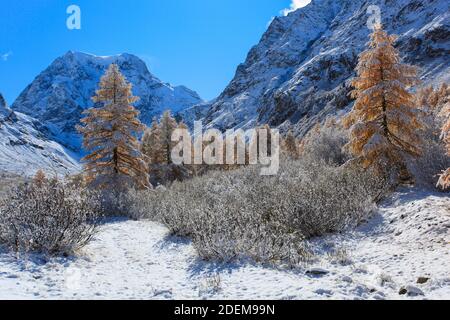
[438,95,450,189]
[78,63,149,190]
[344,25,424,182]
[0,176,102,255]
[132,155,387,267]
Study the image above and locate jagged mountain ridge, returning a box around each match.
[12,51,203,152]
[0,93,79,176]
[193,0,449,135]
[0,94,10,119]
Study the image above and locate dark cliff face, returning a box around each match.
[192,0,449,135]
[0,93,15,121]
[0,93,6,109]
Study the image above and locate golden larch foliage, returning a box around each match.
[33,169,47,187]
[282,130,300,159]
[343,24,423,179]
[141,113,193,185]
[78,64,149,190]
[141,111,178,166]
[159,111,178,165]
[416,84,446,116]
[141,117,165,165]
[438,100,450,189]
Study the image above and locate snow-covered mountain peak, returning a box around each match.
[61,51,150,74]
[194,0,449,135]
[0,92,79,176]
[12,51,204,152]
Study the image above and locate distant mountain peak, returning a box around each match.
[12,51,203,152]
[192,0,449,135]
[63,51,146,66]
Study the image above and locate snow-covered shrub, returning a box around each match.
[326,247,353,266]
[65,173,137,218]
[409,138,450,188]
[143,157,386,266]
[97,190,130,217]
[412,83,450,188]
[408,116,450,189]
[0,171,27,198]
[199,273,222,296]
[119,189,163,220]
[0,178,102,255]
[300,120,350,166]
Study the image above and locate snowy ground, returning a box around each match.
[0,189,449,300]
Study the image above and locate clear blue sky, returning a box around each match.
[0,0,305,104]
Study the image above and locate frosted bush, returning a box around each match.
[129,115,388,266]
[135,157,387,267]
[120,189,163,220]
[0,178,102,255]
[98,190,131,217]
[406,107,450,189]
[409,139,450,188]
[301,121,350,166]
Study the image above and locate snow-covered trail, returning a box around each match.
[0,220,200,299]
[0,190,449,300]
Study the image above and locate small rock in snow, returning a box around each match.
[400,285,425,297]
[341,276,353,283]
[306,268,329,277]
[417,277,430,284]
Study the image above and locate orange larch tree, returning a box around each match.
[141,117,165,165]
[282,130,300,159]
[343,24,424,181]
[78,64,149,190]
[438,102,450,189]
[159,110,178,165]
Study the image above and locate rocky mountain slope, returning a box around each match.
[12,52,203,151]
[194,0,449,135]
[0,93,79,176]
[0,94,9,119]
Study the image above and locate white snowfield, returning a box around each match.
[0,189,448,300]
[0,111,80,177]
